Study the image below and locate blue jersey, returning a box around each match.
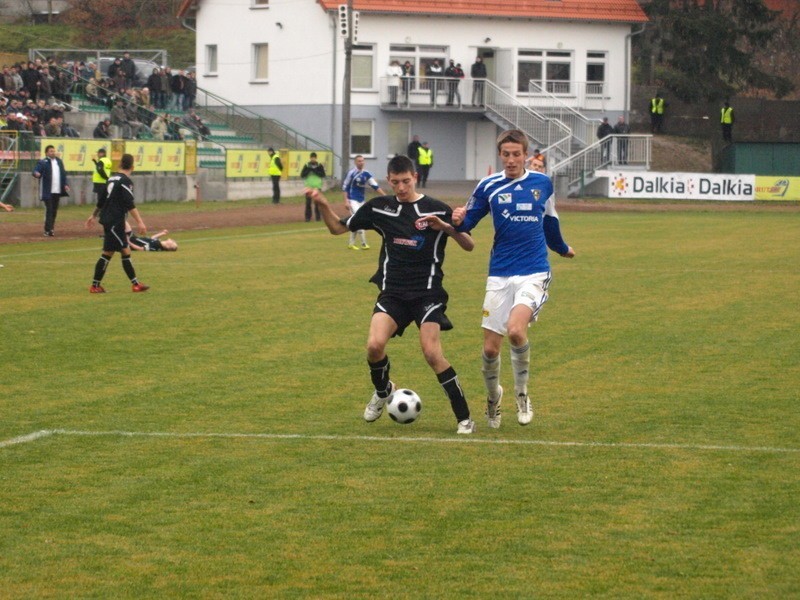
[457,170,568,277]
[342,168,380,203]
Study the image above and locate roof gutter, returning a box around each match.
[624,22,646,119]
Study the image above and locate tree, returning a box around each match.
[638,0,794,102]
[64,0,184,46]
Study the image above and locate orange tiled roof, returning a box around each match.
[316,0,648,23]
[178,0,648,23]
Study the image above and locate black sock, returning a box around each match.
[368,356,392,398]
[121,255,138,284]
[437,366,470,422]
[92,255,110,286]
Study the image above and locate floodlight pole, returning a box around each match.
[340,0,354,180]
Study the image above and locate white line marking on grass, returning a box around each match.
[0,430,54,448]
[0,429,791,454]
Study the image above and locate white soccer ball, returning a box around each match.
[387,389,422,424]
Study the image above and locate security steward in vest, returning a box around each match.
[721,101,734,143]
[417,141,433,188]
[85,147,114,227]
[268,147,284,204]
[650,92,666,134]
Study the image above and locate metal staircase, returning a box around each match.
[482,80,572,165]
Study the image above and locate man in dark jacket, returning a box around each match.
[597,117,614,162]
[32,144,70,237]
[120,53,137,88]
[470,56,487,106]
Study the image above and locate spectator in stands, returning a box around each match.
[44,115,61,137]
[20,62,39,101]
[150,113,168,140]
[110,99,132,138]
[120,53,137,89]
[85,78,103,105]
[2,67,15,93]
[160,67,173,111]
[38,66,53,102]
[10,66,23,94]
[147,68,163,109]
[108,57,122,81]
[184,71,197,111]
[597,116,613,162]
[60,115,80,138]
[170,70,185,111]
[94,118,112,139]
[124,98,148,138]
[181,108,210,138]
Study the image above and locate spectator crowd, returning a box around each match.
[1,55,207,141]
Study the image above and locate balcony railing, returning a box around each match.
[524,80,609,112]
[377,75,488,109]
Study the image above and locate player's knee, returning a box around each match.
[507,326,528,347]
[365,339,386,362]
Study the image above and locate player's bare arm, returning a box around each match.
[309,188,349,235]
[452,206,466,226]
[415,215,474,252]
[129,208,146,235]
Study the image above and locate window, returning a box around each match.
[351,120,374,156]
[205,45,218,75]
[253,43,269,81]
[352,44,374,89]
[517,50,572,94]
[388,121,410,157]
[389,44,447,90]
[586,51,607,96]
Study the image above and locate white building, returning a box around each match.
[177,0,647,180]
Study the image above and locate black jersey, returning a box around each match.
[345,194,455,292]
[99,173,135,227]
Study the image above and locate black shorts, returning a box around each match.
[102,223,129,252]
[373,288,453,337]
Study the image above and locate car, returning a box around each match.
[97,56,162,88]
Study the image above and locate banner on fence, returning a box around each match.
[126,141,185,172]
[604,171,756,201]
[40,139,185,173]
[226,149,271,178]
[754,176,800,201]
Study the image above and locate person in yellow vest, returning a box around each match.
[268,147,284,204]
[417,141,433,188]
[721,100,734,143]
[649,91,666,134]
[85,148,114,227]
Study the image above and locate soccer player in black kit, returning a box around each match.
[309,154,477,434]
[89,153,150,293]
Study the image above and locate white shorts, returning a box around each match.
[481,272,552,336]
[348,199,365,215]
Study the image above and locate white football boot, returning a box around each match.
[486,385,503,429]
[516,394,533,426]
[456,419,476,434]
[364,381,395,422]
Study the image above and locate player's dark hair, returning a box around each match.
[44,144,55,153]
[387,154,415,175]
[120,153,134,170]
[496,129,529,153]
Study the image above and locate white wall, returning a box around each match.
[194,1,633,112]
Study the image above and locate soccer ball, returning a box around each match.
[387,389,422,424]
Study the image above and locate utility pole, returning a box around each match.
[48,0,53,23]
[340,0,353,180]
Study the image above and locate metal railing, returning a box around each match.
[527,81,600,149]
[0,132,21,205]
[524,80,609,112]
[194,87,336,156]
[377,75,572,164]
[482,80,572,166]
[551,134,652,194]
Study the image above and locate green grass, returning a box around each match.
[1,209,799,598]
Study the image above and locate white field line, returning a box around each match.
[1,428,798,454]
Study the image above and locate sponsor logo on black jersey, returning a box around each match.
[392,235,425,250]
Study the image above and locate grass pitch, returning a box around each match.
[1,208,799,598]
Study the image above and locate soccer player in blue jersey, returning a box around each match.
[342,155,385,250]
[309,154,477,434]
[453,129,575,428]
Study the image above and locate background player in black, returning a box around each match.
[308,155,477,434]
[89,153,150,293]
